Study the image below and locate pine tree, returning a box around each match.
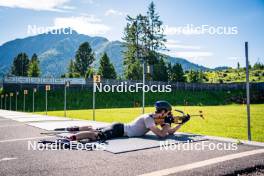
[67,59,79,78]
[146,1,166,77]
[28,53,40,77]
[85,67,94,79]
[167,62,172,80]
[187,70,199,83]
[122,16,143,80]
[28,62,40,77]
[31,53,38,63]
[170,63,185,82]
[147,1,166,52]
[253,61,264,70]
[11,53,30,76]
[122,2,166,80]
[74,42,95,77]
[153,58,168,81]
[68,59,75,74]
[198,70,205,83]
[98,53,117,79]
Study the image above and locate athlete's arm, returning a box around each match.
[149,123,170,138]
[168,124,182,134]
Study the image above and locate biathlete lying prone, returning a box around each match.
[62,101,190,141]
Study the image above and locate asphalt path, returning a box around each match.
[0,114,263,176]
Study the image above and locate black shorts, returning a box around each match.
[98,123,124,140]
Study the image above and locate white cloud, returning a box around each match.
[105,9,123,16]
[165,51,213,62]
[163,39,207,61]
[53,16,110,35]
[0,0,72,12]
[175,51,213,58]
[166,44,201,50]
[163,39,213,62]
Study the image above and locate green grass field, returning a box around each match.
[36,104,264,142]
[205,69,264,83]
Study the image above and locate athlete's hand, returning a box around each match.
[161,123,170,129]
[164,114,174,124]
[181,114,190,124]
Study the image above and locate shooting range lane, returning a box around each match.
[15,116,72,122]
[0,110,42,119]
[0,110,74,121]
[28,120,109,130]
[0,110,109,130]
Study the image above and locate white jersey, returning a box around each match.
[124,113,156,137]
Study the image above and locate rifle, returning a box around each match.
[164,109,204,125]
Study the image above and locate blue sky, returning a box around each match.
[0,0,263,68]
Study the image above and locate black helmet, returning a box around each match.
[155,101,172,112]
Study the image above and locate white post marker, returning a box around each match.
[245,42,251,141]
[9,92,13,110]
[16,91,18,111]
[45,85,50,115]
[93,75,100,121]
[64,81,70,117]
[33,88,37,112]
[23,90,28,112]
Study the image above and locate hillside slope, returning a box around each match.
[0,30,208,77]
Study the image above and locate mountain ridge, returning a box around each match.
[0,30,209,77]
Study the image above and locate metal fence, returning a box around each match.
[2,76,264,91]
[3,76,86,85]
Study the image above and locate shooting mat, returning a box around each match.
[56,132,208,154]
[103,132,208,154]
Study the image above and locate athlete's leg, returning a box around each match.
[64,125,94,132]
[79,126,95,131]
[100,123,124,140]
[68,131,99,141]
